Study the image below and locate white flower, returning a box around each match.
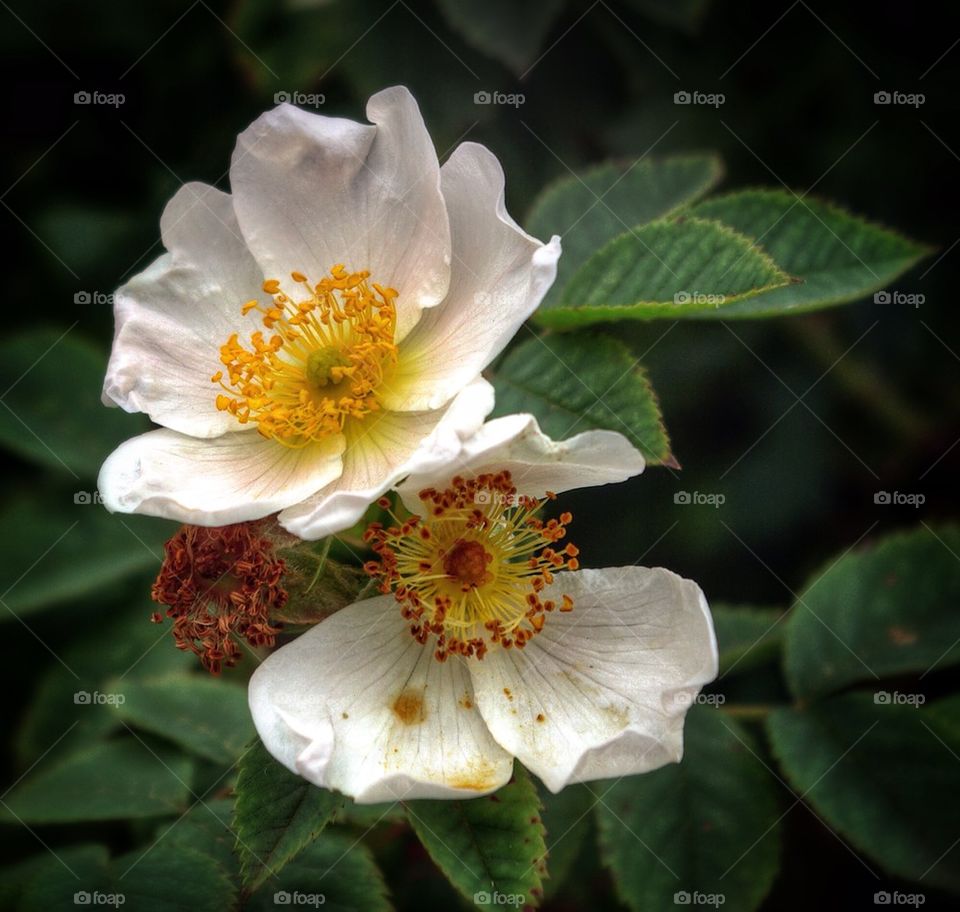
[98,87,561,539]
[249,415,718,802]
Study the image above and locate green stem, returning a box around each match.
[787,317,930,442]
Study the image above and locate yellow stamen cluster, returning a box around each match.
[213,265,398,447]
[364,471,579,662]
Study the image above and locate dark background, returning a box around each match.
[0,0,957,909]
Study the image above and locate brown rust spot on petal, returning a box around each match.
[447,758,502,792]
[392,689,426,725]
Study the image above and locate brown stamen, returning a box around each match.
[151,522,286,674]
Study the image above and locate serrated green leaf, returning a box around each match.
[491,331,672,465]
[435,0,564,73]
[15,603,193,767]
[106,675,254,764]
[112,844,236,912]
[784,525,960,700]
[712,605,786,677]
[768,694,960,893]
[687,190,932,317]
[1,739,193,823]
[0,844,108,912]
[528,155,723,312]
[0,329,149,478]
[155,797,240,879]
[405,763,546,909]
[537,217,791,327]
[234,739,343,892]
[596,707,780,912]
[11,842,234,912]
[245,830,392,912]
[0,493,174,620]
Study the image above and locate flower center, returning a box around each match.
[213,265,398,447]
[443,539,493,587]
[364,471,580,662]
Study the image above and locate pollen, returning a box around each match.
[364,471,578,662]
[214,265,398,447]
[151,522,286,674]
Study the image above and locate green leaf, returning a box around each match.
[10,842,234,912]
[527,155,723,312]
[234,739,344,892]
[596,707,780,912]
[15,603,193,767]
[784,525,960,700]
[1,739,193,823]
[0,329,148,478]
[0,494,173,619]
[245,830,392,911]
[492,331,673,465]
[0,844,108,912]
[111,844,236,912]
[537,217,791,328]
[405,763,547,909]
[155,797,240,879]
[538,783,595,900]
[768,694,960,893]
[434,0,565,74]
[106,674,255,764]
[687,190,933,317]
[274,537,372,626]
[712,605,786,677]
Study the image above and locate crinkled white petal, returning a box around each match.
[382,142,561,412]
[468,568,718,793]
[279,377,494,539]
[102,182,268,437]
[230,86,451,341]
[248,595,514,803]
[97,428,345,526]
[397,413,644,513]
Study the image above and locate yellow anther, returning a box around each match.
[215,267,398,448]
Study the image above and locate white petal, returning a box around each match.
[397,413,644,513]
[230,87,451,341]
[248,595,514,802]
[279,377,494,539]
[382,142,561,412]
[103,183,268,437]
[469,568,718,793]
[98,428,345,525]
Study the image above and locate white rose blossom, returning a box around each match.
[97,87,561,539]
[249,414,718,802]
